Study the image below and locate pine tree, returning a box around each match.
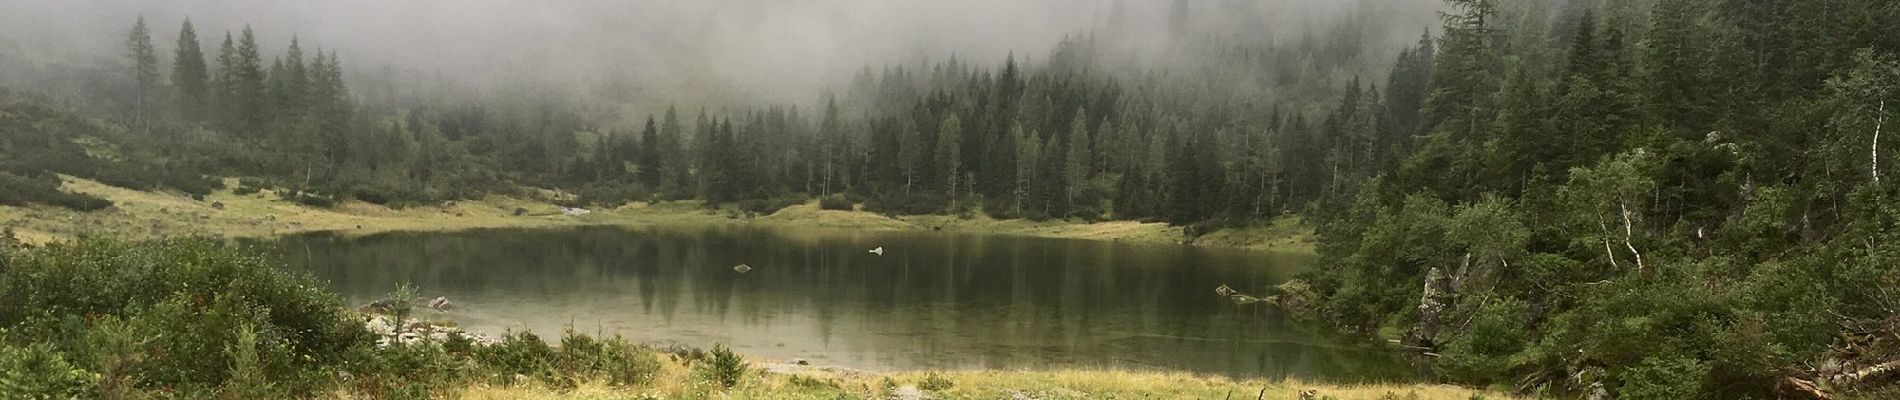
[307,50,351,165]
[125,16,160,132]
[1064,108,1092,205]
[938,113,963,201]
[214,31,238,130]
[659,106,689,197]
[1012,122,1040,214]
[170,18,209,124]
[820,96,843,195]
[220,26,267,135]
[274,37,310,122]
[637,116,662,189]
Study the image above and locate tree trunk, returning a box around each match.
[1621,202,1645,273]
[1874,100,1885,185]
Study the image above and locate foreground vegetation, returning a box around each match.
[0,238,1496,399]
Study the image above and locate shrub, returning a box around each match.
[737,195,805,215]
[575,183,649,208]
[557,330,661,387]
[818,195,854,211]
[222,324,278,398]
[474,331,558,384]
[1617,356,1710,400]
[1437,297,1530,384]
[389,283,418,324]
[234,177,270,195]
[0,170,111,211]
[0,239,371,396]
[864,192,947,216]
[697,344,748,388]
[918,372,953,391]
[291,192,338,208]
[0,341,97,398]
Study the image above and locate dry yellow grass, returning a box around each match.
[0,177,1316,254]
[442,358,1512,400]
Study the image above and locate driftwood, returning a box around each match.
[1779,376,1832,400]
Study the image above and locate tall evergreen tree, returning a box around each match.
[219,26,267,135]
[1064,108,1092,205]
[637,116,662,189]
[125,16,160,132]
[938,113,963,201]
[170,18,209,124]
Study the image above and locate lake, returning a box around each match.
[261,224,1415,381]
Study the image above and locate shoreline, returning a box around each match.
[1,176,1318,254]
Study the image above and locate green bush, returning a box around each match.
[864,192,947,216]
[575,183,649,207]
[0,170,111,211]
[1617,356,1710,400]
[291,192,338,208]
[474,331,558,384]
[557,330,661,387]
[698,344,748,388]
[0,239,372,396]
[918,372,953,391]
[737,195,805,215]
[0,341,97,399]
[818,195,854,211]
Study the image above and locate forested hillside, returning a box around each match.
[1291,0,1900,398]
[0,2,1424,233]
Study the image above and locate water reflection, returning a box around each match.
[260,224,1414,382]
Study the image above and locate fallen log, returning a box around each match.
[1778,376,1831,400]
[1829,359,1900,387]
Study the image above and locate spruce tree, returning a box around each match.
[637,116,662,189]
[125,16,160,132]
[938,114,963,201]
[219,26,268,135]
[1064,108,1092,206]
[170,18,209,124]
[214,31,238,130]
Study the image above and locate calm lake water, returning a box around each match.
[261,224,1414,381]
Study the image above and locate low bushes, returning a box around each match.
[0,239,371,397]
[818,195,854,211]
[736,195,805,215]
[697,344,748,388]
[0,170,111,211]
[0,239,674,399]
[863,192,947,216]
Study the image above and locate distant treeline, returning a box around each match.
[5,6,1410,231]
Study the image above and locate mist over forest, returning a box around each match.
[5,0,1900,399]
[0,0,1440,111]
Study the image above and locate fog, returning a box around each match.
[0,0,1441,109]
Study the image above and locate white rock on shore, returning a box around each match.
[365,314,497,348]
